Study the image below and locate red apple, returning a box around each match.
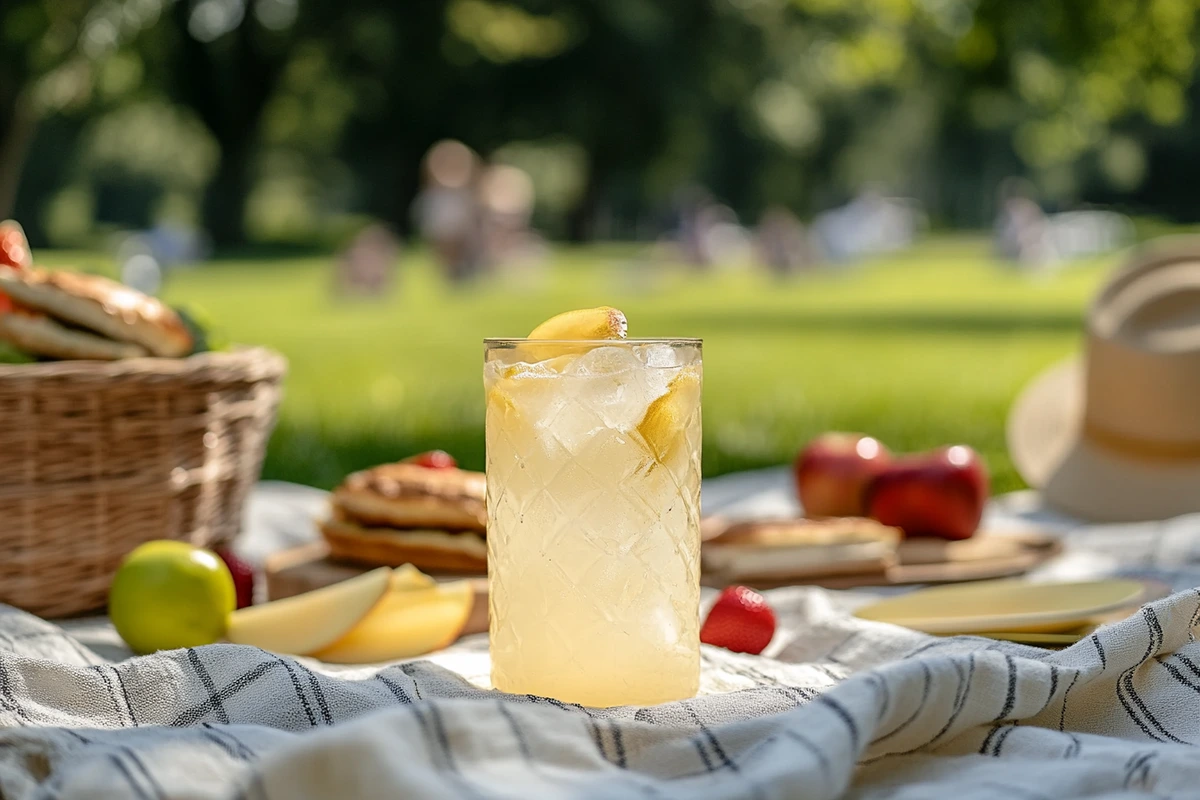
[794,433,891,517]
[214,547,255,609]
[865,445,989,539]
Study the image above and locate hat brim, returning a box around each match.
[1007,358,1200,522]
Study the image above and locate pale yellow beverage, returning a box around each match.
[485,337,702,707]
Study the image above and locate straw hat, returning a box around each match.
[1007,237,1200,522]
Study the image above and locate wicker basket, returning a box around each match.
[0,347,287,617]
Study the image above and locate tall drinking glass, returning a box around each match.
[484,338,702,707]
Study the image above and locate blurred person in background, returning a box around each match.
[754,206,814,278]
[994,178,1133,272]
[993,177,1056,270]
[1047,210,1134,261]
[669,185,715,268]
[333,223,400,298]
[413,140,483,283]
[664,185,751,270]
[477,163,546,276]
[812,189,923,265]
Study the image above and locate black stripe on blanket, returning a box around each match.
[497,700,533,762]
[1124,751,1156,790]
[112,666,138,725]
[871,662,931,745]
[991,723,1019,755]
[996,655,1018,720]
[185,649,230,724]
[172,660,281,727]
[0,654,31,722]
[108,753,153,800]
[868,673,891,723]
[119,745,167,799]
[273,656,319,727]
[1058,671,1079,731]
[816,694,860,751]
[683,701,737,772]
[1091,634,1107,668]
[1116,607,1186,744]
[91,664,126,721]
[898,653,976,756]
[1046,665,1059,712]
[201,721,256,761]
[608,719,628,768]
[298,663,334,725]
[376,673,414,704]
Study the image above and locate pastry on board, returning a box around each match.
[322,462,488,574]
[702,516,902,582]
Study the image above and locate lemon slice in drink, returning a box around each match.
[638,368,701,465]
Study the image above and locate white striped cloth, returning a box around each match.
[0,474,1198,798]
[3,583,1200,798]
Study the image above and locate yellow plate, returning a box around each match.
[853,578,1145,634]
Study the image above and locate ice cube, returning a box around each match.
[567,346,639,377]
[488,361,566,429]
[637,343,680,369]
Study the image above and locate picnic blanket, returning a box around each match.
[3,470,1200,798]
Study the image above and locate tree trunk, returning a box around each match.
[168,2,287,248]
[567,162,603,243]
[0,93,36,221]
[201,139,253,247]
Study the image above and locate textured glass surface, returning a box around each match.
[485,340,702,707]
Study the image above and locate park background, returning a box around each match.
[6,0,1200,492]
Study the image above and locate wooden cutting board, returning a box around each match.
[265,542,489,637]
[267,527,1062,627]
[701,529,1062,590]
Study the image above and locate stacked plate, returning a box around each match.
[853,578,1152,645]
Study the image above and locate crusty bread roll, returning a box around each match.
[0,311,147,360]
[332,463,487,532]
[321,518,487,573]
[0,267,192,357]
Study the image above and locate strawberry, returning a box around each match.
[0,220,31,314]
[0,221,31,271]
[700,585,776,655]
[403,450,457,469]
[214,547,255,609]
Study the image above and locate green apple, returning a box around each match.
[109,540,235,654]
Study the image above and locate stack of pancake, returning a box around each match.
[321,462,488,574]
[0,266,193,360]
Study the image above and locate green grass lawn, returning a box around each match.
[44,236,1118,494]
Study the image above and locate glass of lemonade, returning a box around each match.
[484,337,702,707]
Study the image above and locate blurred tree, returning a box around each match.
[9,0,1200,244]
[160,0,300,246]
[767,0,1200,220]
[1,0,163,239]
[0,2,99,221]
[326,0,737,239]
